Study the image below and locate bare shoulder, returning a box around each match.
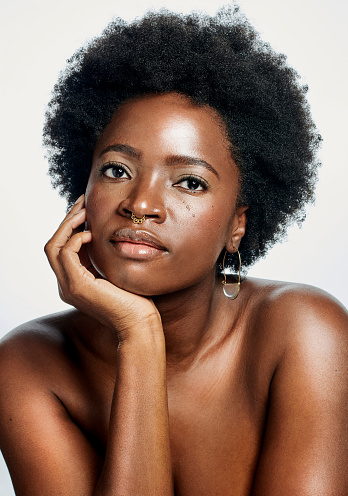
[0,309,80,377]
[238,277,348,391]
[247,275,347,313]
[259,278,348,391]
[245,279,348,494]
[245,277,348,350]
[0,310,81,416]
[0,311,103,495]
[0,309,90,424]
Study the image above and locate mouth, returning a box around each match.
[109,228,167,259]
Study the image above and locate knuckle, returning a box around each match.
[58,244,71,261]
[66,276,83,300]
[44,239,52,255]
[67,280,78,296]
[58,288,68,304]
[59,278,81,303]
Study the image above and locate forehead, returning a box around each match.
[94,92,234,164]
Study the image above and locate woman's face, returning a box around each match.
[85,93,246,296]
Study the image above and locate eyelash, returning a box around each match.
[98,164,209,192]
[99,162,130,179]
[175,175,209,192]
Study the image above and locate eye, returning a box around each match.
[99,162,130,179]
[175,175,208,192]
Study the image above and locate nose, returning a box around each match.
[117,176,167,223]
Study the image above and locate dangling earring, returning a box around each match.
[222,248,241,299]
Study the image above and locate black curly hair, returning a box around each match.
[43,6,321,270]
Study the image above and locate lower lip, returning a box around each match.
[111,241,166,260]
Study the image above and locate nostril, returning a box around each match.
[123,209,132,218]
[118,200,165,223]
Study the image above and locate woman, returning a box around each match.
[0,8,347,495]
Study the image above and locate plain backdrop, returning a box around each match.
[0,0,347,493]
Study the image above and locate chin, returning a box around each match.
[112,277,167,297]
[90,261,163,297]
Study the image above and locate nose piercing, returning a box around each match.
[131,212,146,224]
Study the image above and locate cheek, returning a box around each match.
[85,184,117,230]
[173,200,233,263]
[184,197,232,235]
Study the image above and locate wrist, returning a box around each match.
[116,312,164,345]
[117,322,165,351]
[117,331,167,380]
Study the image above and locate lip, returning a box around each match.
[109,228,168,259]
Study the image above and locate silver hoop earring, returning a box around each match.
[222,249,241,299]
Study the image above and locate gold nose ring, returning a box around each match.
[131,212,146,224]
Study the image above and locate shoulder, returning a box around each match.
[247,278,348,410]
[242,278,348,380]
[0,310,82,446]
[246,277,347,342]
[0,310,81,392]
[247,280,348,493]
[0,309,79,356]
[0,312,102,494]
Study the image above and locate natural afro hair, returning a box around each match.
[43,6,321,270]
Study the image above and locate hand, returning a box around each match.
[44,195,162,341]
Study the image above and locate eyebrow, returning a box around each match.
[166,155,220,179]
[98,144,141,160]
[98,144,219,179]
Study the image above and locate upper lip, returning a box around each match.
[110,228,167,250]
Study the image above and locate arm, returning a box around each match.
[0,343,103,495]
[0,195,173,496]
[95,334,172,496]
[252,291,348,495]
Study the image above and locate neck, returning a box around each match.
[152,270,225,365]
[74,270,234,368]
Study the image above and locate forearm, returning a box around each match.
[45,198,173,495]
[94,329,173,496]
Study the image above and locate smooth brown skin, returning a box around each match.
[0,93,347,496]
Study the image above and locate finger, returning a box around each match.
[60,194,85,226]
[45,209,87,275]
[55,230,94,301]
[56,231,114,311]
[51,208,86,248]
[78,244,100,277]
[45,194,86,270]
[59,230,93,280]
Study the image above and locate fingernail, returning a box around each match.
[74,194,84,204]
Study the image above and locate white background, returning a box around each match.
[0,0,347,493]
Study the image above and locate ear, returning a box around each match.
[225,205,248,253]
